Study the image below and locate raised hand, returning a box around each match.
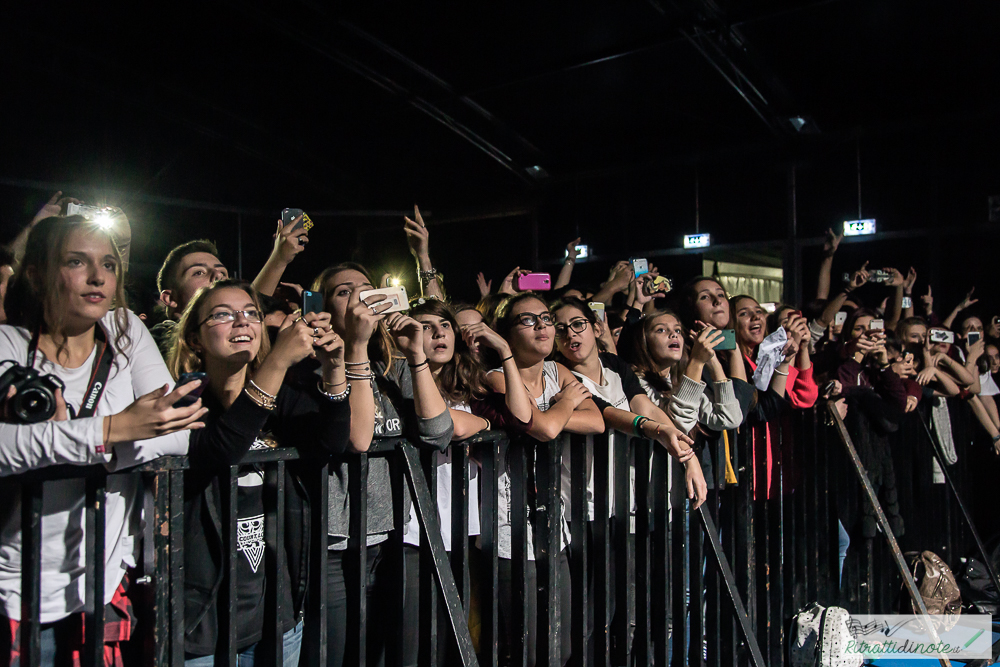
[823,227,843,257]
[461,322,511,357]
[903,267,917,295]
[499,267,522,295]
[110,384,208,444]
[784,314,811,346]
[344,287,391,348]
[689,326,724,364]
[604,261,633,294]
[958,287,979,311]
[848,261,870,290]
[565,237,581,262]
[385,312,425,361]
[403,205,430,259]
[920,285,934,314]
[272,214,309,264]
[885,268,905,287]
[476,272,492,298]
[271,312,325,367]
[304,311,343,367]
[32,191,82,225]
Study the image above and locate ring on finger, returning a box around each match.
[313,327,321,337]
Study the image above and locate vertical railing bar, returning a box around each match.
[689,488,704,667]
[670,467,688,667]
[768,422,784,666]
[302,462,329,666]
[419,447,440,667]
[569,433,589,667]
[753,424,769,657]
[612,432,631,666]
[650,446,669,667]
[534,438,561,667]
[347,453,370,666]
[479,434,502,667]
[216,465,238,666]
[169,469,186,667]
[633,437,651,665]
[451,442,471,667]
[385,450,405,667]
[142,470,169,667]
[734,426,755,665]
[509,438,528,667]
[263,460,286,665]
[20,481,43,667]
[84,474,106,667]
[593,431,612,667]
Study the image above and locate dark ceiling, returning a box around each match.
[3,1,1000,307]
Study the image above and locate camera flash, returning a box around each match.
[391,278,401,287]
[93,214,114,229]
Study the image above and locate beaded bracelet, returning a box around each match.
[244,387,276,411]
[318,380,351,401]
[248,379,277,401]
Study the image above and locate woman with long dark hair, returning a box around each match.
[0,215,205,664]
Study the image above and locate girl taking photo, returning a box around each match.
[0,215,205,664]
[167,279,351,665]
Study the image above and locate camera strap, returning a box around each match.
[28,323,114,420]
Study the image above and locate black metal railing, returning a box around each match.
[13,396,1000,666]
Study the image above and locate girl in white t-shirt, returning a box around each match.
[0,215,206,662]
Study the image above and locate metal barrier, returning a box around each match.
[13,396,1000,666]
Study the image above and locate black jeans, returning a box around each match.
[401,545,452,666]
[497,550,572,667]
[326,544,389,667]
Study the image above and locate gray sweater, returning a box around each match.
[327,358,454,548]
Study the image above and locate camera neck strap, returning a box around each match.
[28,323,114,420]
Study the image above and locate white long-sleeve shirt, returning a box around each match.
[0,309,189,621]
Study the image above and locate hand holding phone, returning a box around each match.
[173,372,207,408]
[514,273,551,291]
[281,208,314,234]
[302,290,324,315]
[358,286,409,313]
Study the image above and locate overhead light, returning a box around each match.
[684,233,711,249]
[525,165,549,180]
[843,219,876,236]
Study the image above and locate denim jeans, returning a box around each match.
[326,545,388,667]
[184,620,303,667]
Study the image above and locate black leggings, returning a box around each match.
[497,550,572,667]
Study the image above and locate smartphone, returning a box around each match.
[715,329,737,351]
[929,329,955,344]
[630,258,649,278]
[834,312,848,326]
[173,372,207,408]
[565,245,590,260]
[515,273,551,291]
[359,285,409,313]
[643,275,672,296]
[869,319,884,330]
[302,290,324,315]
[967,331,982,346]
[588,302,606,322]
[281,208,314,234]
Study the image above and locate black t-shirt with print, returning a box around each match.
[234,466,266,649]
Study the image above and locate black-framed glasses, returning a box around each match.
[554,318,590,338]
[514,312,554,328]
[199,309,262,327]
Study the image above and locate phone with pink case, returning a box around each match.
[515,272,552,291]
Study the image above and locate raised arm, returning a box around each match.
[942,287,977,330]
[253,214,309,296]
[405,205,445,300]
[816,227,842,300]
[554,237,581,289]
[590,261,632,306]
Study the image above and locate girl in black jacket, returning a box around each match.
[167,279,351,664]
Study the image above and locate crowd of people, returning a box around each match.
[0,193,995,666]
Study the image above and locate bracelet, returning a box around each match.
[632,415,650,437]
[318,380,351,401]
[323,380,348,389]
[501,354,514,363]
[481,417,491,431]
[248,379,277,402]
[244,387,276,411]
[773,368,789,377]
[408,360,429,371]
[345,371,375,381]
[992,433,1000,444]
[345,360,371,367]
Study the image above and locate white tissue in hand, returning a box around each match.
[753,327,788,392]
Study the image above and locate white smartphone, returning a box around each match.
[588,302,606,321]
[869,319,884,330]
[834,312,847,326]
[359,285,409,313]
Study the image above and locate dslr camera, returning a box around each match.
[0,363,66,423]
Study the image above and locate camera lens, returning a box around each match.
[15,386,55,423]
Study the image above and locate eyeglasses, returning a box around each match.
[514,312,554,328]
[554,318,590,337]
[199,309,262,327]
